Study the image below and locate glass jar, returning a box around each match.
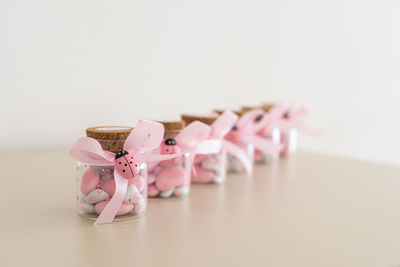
[280,128,298,156]
[147,121,192,198]
[254,127,281,163]
[192,150,227,184]
[76,162,147,220]
[75,126,148,221]
[226,142,254,172]
[181,114,228,184]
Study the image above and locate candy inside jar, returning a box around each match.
[147,121,191,198]
[77,163,147,220]
[192,152,227,183]
[226,140,254,173]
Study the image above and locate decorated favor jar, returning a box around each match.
[241,103,286,163]
[181,112,238,184]
[147,121,190,198]
[70,121,165,224]
[213,109,255,174]
[265,104,313,157]
[277,107,307,157]
[147,120,211,197]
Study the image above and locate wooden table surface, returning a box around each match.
[0,149,399,267]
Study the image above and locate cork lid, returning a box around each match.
[181,114,217,126]
[261,103,275,112]
[213,109,243,116]
[241,106,261,113]
[157,121,186,138]
[86,126,133,153]
[157,121,185,131]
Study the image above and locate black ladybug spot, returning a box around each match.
[135,164,137,167]
[164,138,176,146]
[123,170,125,172]
[232,126,238,131]
[119,162,121,164]
[124,164,127,166]
[166,149,169,152]
[130,161,132,164]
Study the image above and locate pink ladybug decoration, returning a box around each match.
[114,150,140,179]
[161,138,181,165]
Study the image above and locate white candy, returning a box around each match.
[80,202,96,214]
[147,173,156,184]
[124,185,143,204]
[82,189,109,204]
[159,188,175,198]
[214,170,224,183]
[174,186,189,196]
[227,155,243,172]
[201,160,219,171]
[134,198,146,214]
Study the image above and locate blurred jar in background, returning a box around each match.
[181,114,227,184]
[147,121,192,198]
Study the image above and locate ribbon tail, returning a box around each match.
[222,140,252,176]
[136,148,194,172]
[299,125,323,137]
[244,135,283,157]
[190,153,198,178]
[95,172,128,225]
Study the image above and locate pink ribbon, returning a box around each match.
[194,110,238,155]
[233,108,284,158]
[273,105,321,136]
[147,121,212,171]
[70,120,176,225]
[193,110,255,176]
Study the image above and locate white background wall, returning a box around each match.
[0,0,399,166]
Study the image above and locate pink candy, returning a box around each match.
[81,169,100,195]
[191,153,225,184]
[78,166,146,217]
[155,166,185,191]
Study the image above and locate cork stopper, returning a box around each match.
[241,106,261,113]
[86,126,133,153]
[261,103,275,112]
[157,121,186,138]
[213,109,243,116]
[181,114,217,126]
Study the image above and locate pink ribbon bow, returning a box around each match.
[193,110,254,175]
[273,105,321,136]
[147,121,212,171]
[70,120,176,225]
[226,107,285,174]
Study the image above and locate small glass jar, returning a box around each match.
[241,105,281,164]
[280,128,298,156]
[254,127,281,163]
[226,142,254,173]
[76,162,147,220]
[147,121,192,198]
[76,126,148,220]
[181,114,228,184]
